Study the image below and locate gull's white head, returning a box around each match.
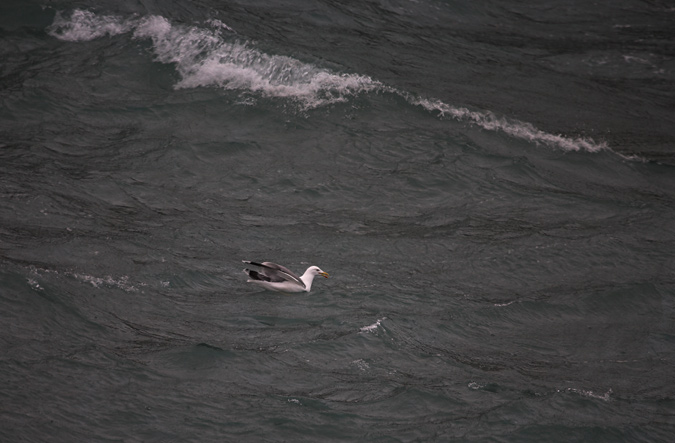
[307,266,329,279]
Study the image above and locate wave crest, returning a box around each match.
[48,9,608,153]
[406,95,608,153]
[49,10,382,108]
[48,9,136,41]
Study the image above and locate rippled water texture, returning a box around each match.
[1,0,675,441]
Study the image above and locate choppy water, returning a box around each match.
[2,0,675,441]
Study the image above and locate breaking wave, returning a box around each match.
[48,9,608,153]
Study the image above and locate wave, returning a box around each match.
[132,15,385,108]
[47,9,608,153]
[48,10,383,109]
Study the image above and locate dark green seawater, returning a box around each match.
[2,0,675,441]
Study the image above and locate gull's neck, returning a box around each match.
[300,268,316,292]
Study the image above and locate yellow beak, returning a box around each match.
[320,272,329,278]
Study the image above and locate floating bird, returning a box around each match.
[242,261,329,293]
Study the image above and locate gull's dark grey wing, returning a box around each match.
[244,269,271,282]
[242,261,305,288]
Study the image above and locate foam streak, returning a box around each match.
[404,94,608,153]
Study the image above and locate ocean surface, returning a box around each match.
[2,0,675,441]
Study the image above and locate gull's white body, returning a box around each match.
[242,261,329,293]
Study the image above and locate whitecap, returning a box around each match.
[360,317,386,333]
[130,13,383,108]
[206,18,235,34]
[48,9,136,42]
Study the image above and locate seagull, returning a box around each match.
[242,261,329,293]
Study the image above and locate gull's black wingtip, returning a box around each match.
[243,260,266,268]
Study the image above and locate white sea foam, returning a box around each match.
[206,18,235,34]
[48,9,136,41]
[559,387,612,402]
[405,95,609,153]
[171,43,383,108]
[360,317,386,333]
[48,9,609,152]
[27,278,43,291]
[70,273,139,292]
[351,359,370,371]
[28,265,141,293]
